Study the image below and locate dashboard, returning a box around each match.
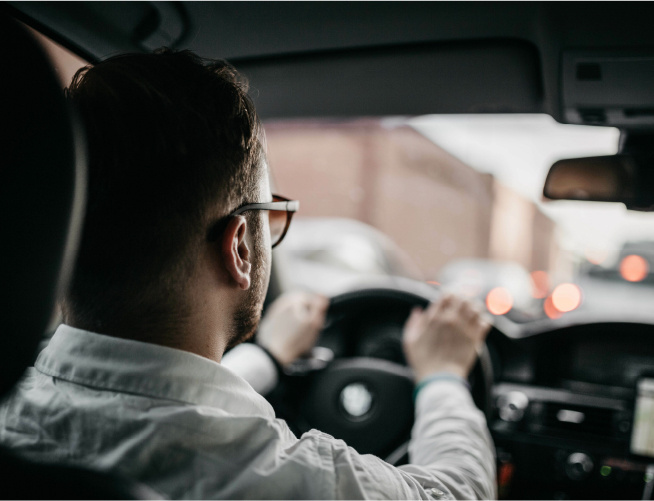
[488,323,654,500]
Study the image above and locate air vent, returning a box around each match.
[539,403,615,438]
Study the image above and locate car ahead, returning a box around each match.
[437,259,544,323]
[278,217,423,296]
[6,2,654,499]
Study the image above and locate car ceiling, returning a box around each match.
[7,1,654,125]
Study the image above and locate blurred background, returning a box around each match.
[267,115,654,324]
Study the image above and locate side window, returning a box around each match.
[28,27,87,88]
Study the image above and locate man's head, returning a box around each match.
[63,49,271,350]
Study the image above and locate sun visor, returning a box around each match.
[235,40,543,119]
[562,50,654,128]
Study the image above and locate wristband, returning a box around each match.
[413,372,471,403]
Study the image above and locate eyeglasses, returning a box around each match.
[207,194,299,248]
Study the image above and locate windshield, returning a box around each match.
[266,115,654,324]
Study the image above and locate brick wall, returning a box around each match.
[265,119,559,280]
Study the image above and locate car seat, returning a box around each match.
[0,12,160,499]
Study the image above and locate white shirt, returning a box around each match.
[0,325,496,500]
[223,342,280,396]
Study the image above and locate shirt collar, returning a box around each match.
[35,324,275,418]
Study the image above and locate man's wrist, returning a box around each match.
[256,337,297,366]
[257,344,285,377]
[413,371,471,403]
[414,362,468,381]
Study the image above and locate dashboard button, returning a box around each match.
[566,452,594,481]
[497,391,530,422]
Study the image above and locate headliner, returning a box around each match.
[7,2,654,122]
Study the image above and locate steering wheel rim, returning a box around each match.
[271,287,494,463]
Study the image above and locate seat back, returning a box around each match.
[0,13,85,397]
[0,13,160,499]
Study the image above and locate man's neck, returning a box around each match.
[66,310,229,364]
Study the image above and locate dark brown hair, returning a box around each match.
[64,49,264,333]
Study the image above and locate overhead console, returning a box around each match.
[562,50,654,128]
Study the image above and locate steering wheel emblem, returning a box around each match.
[340,383,374,419]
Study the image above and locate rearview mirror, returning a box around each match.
[543,154,654,211]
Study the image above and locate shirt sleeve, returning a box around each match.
[404,379,497,499]
[224,349,496,499]
[221,343,279,396]
[308,379,496,500]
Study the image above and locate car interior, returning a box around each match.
[4,2,654,500]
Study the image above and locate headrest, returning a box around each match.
[0,14,86,398]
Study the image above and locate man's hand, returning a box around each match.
[257,292,329,366]
[402,293,491,381]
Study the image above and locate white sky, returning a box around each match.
[409,114,654,258]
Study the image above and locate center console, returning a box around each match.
[492,382,654,500]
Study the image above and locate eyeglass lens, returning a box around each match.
[267,195,292,247]
[268,209,288,246]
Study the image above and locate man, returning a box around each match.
[0,49,495,499]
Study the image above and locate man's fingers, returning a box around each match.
[403,307,424,343]
[461,300,487,327]
[435,292,464,319]
[305,295,329,329]
[423,298,444,323]
[310,295,329,315]
[315,295,329,312]
[436,292,455,311]
[291,293,326,315]
[475,314,492,338]
[311,306,328,329]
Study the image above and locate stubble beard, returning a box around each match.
[227,214,268,349]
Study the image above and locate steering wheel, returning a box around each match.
[267,288,494,465]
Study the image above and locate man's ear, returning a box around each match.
[221,215,252,290]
